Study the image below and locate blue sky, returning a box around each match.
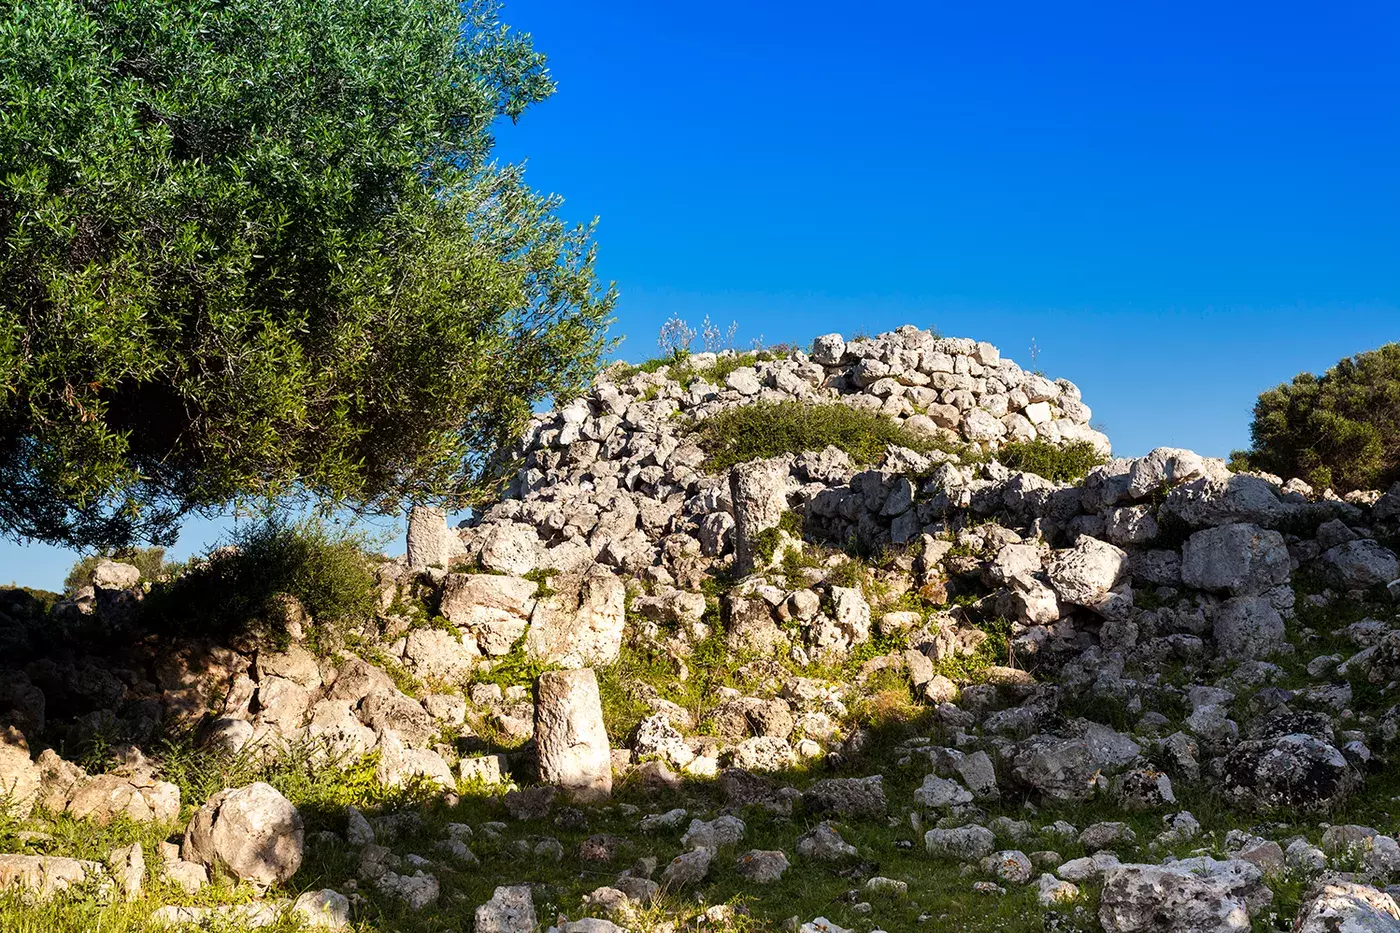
[4,0,1397,591]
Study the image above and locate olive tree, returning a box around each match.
[0,0,613,548]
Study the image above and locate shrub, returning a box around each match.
[62,547,169,595]
[690,401,955,472]
[990,440,1105,483]
[145,517,379,646]
[1234,344,1400,492]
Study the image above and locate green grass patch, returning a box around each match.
[986,439,1105,483]
[689,400,957,473]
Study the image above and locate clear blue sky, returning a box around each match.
[3,0,1397,591]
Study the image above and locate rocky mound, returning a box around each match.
[5,325,1400,933]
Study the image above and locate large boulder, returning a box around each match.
[1180,523,1290,595]
[182,782,304,885]
[439,574,538,655]
[526,566,626,668]
[1047,537,1127,611]
[1011,735,1099,802]
[1099,858,1271,932]
[0,854,107,899]
[0,727,39,819]
[478,522,540,576]
[1223,733,1359,814]
[1126,448,1207,499]
[92,559,142,590]
[402,627,478,680]
[1163,473,1284,528]
[65,769,180,825]
[535,669,612,803]
[1293,881,1400,932]
[1324,540,1400,590]
[1212,597,1286,660]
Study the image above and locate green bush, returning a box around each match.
[145,517,379,646]
[690,401,955,472]
[990,440,1105,483]
[62,547,170,595]
[1233,344,1400,492]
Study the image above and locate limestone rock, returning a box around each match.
[1293,881,1400,932]
[0,727,40,819]
[475,884,537,933]
[1099,858,1270,932]
[0,854,107,899]
[1325,540,1400,590]
[526,566,627,668]
[1180,523,1290,595]
[730,458,793,577]
[182,782,304,885]
[1212,597,1287,660]
[1047,537,1127,610]
[925,824,995,861]
[406,505,459,570]
[535,668,612,803]
[734,849,789,883]
[293,888,353,929]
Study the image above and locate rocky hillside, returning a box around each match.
[5,325,1400,933]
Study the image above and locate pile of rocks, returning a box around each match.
[6,325,1400,932]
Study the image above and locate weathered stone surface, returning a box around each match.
[475,884,537,933]
[1212,597,1287,660]
[1181,524,1290,595]
[734,848,789,883]
[0,854,107,898]
[406,505,458,571]
[535,668,612,802]
[374,730,455,790]
[1325,540,1400,590]
[66,770,180,825]
[1223,733,1359,814]
[925,824,995,861]
[0,727,40,819]
[1099,858,1270,932]
[661,846,713,887]
[804,775,886,817]
[526,566,627,668]
[92,559,142,590]
[439,573,538,652]
[183,782,304,885]
[1012,736,1099,802]
[293,888,353,929]
[730,458,793,577]
[1047,537,1127,609]
[797,822,857,861]
[1293,881,1400,932]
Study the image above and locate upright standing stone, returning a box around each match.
[406,506,456,571]
[729,459,791,577]
[534,669,612,803]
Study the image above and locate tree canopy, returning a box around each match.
[0,0,614,548]
[1235,343,1400,492]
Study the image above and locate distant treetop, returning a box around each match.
[1234,343,1400,493]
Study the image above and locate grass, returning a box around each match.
[984,439,1106,483]
[610,346,799,387]
[688,400,960,473]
